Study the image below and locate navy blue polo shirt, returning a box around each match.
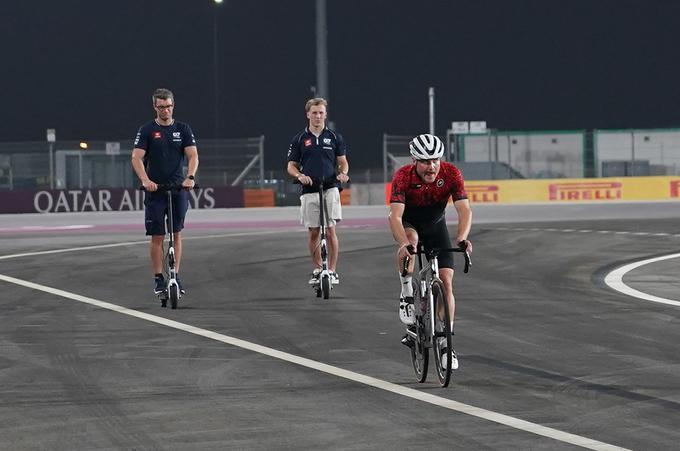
[134,120,196,185]
[287,127,347,194]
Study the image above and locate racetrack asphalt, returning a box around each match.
[1,202,679,450]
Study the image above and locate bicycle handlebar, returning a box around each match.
[139,184,200,192]
[406,243,472,274]
[292,175,350,187]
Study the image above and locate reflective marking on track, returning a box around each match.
[492,226,680,307]
[493,226,680,239]
[0,230,294,261]
[0,241,629,451]
[604,253,680,307]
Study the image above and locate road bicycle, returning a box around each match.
[403,242,471,387]
[141,183,197,309]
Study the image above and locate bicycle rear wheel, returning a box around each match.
[432,280,453,387]
[409,279,428,383]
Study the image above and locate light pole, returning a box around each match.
[428,87,435,135]
[316,0,328,101]
[213,0,222,140]
[46,128,55,189]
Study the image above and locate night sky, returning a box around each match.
[2,0,679,169]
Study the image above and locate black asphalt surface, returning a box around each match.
[1,204,679,450]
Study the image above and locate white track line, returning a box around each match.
[495,226,680,307]
[0,240,628,450]
[0,224,94,232]
[0,230,293,261]
[604,253,680,307]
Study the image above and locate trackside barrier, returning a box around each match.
[0,186,244,213]
[340,188,351,205]
[243,189,275,207]
[383,176,680,204]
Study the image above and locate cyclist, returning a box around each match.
[388,133,472,370]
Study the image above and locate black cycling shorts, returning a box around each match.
[403,218,454,269]
[144,190,189,236]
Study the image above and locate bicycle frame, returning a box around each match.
[415,243,470,336]
[405,242,471,386]
[416,248,441,343]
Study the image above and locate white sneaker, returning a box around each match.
[438,338,459,370]
[399,296,415,325]
[308,268,321,285]
[329,271,340,285]
[442,350,459,370]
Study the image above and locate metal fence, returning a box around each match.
[456,130,586,179]
[383,128,680,182]
[382,132,533,182]
[595,129,680,177]
[0,137,265,191]
[3,128,680,192]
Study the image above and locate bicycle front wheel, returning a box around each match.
[321,274,331,300]
[409,279,428,383]
[432,280,453,387]
[169,284,179,310]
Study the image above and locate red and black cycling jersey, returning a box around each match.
[390,161,467,225]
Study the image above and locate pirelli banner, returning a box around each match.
[464,176,680,203]
[384,176,680,205]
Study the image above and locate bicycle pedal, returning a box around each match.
[401,335,415,349]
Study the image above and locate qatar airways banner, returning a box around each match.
[0,187,243,213]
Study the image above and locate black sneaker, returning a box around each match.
[154,275,166,295]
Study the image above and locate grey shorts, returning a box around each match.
[300,187,342,228]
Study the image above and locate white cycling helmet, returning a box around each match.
[409,134,444,160]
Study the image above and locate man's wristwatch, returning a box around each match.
[187,175,195,180]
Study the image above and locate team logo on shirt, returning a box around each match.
[436,179,444,187]
[153,131,162,139]
[304,139,312,147]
